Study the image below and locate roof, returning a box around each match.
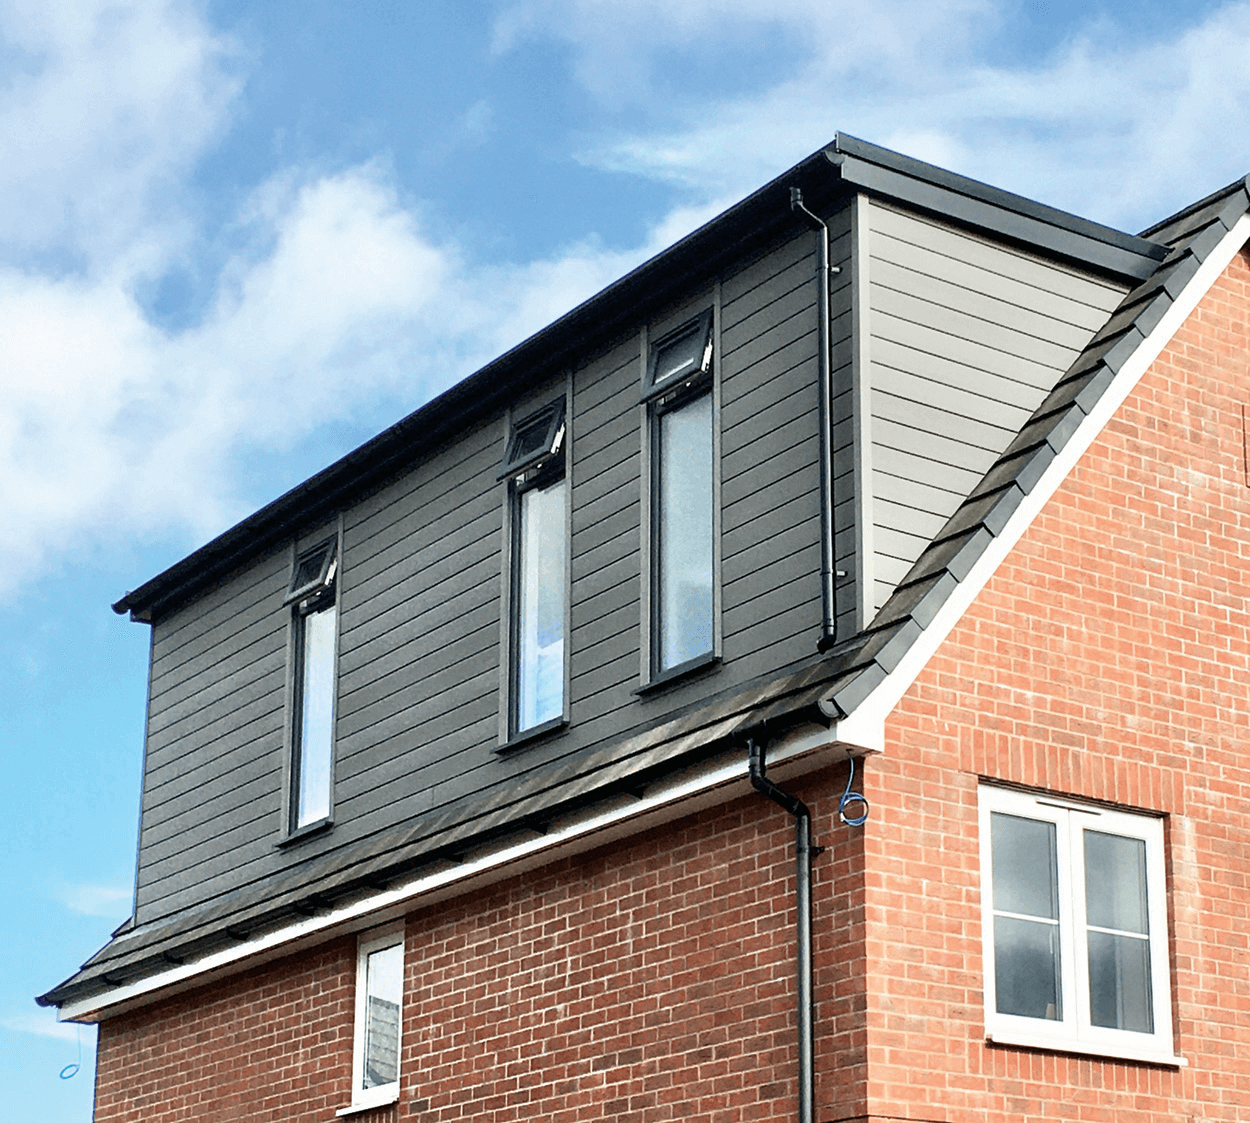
[112,135,1165,623]
[43,145,1250,1020]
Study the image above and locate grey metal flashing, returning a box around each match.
[1002,405,1086,461]
[894,526,995,590]
[834,135,1166,260]
[831,142,1164,280]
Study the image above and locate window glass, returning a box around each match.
[362,942,403,1090]
[516,476,566,730]
[990,812,1062,1019]
[1084,830,1152,1032]
[296,601,336,827]
[657,391,713,671]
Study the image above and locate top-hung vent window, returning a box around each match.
[284,539,337,606]
[498,399,566,480]
[645,308,713,400]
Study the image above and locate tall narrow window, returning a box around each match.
[344,925,404,1113]
[647,310,715,679]
[501,401,567,738]
[978,784,1175,1064]
[286,538,338,832]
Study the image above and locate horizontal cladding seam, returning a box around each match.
[145,673,286,749]
[870,288,1096,363]
[872,350,1057,410]
[867,227,1132,308]
[869,275,1116,348]
[871,337,1061,397]
[148,634,286,717]
[141,753,279,827]
[337,624,499,716]
[142,709,284,787]
[341,497,501,590]
[140,786,281,864]
[149,572,287,668]
[335,662,499,739]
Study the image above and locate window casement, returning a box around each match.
[978,784,1179,1065]
[644,308,717,685]
[338,924,404,1115]
[501,400,568,742]
[286,537,338,835]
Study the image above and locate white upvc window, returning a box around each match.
[339,924,405,1114]
[978,785,1180,1065]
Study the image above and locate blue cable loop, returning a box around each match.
[838,755,870,827]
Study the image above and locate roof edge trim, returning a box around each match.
[822,212,1250,743]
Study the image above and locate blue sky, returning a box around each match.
[2,0,1248,1117]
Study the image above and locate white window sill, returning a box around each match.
[987,1031,1186,1068]
[335,1088,400,1116]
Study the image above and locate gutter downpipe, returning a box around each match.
[790,187,838,652]
[748,737,815,1123]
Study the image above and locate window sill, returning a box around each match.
[635,652,720,696]
[335,1087,400,1116]
[986,1031,1186,1067]
[494,715,568,754]
[276,817,334,848]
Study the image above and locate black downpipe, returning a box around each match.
[748,737,815,1123]
[789,187,838,652]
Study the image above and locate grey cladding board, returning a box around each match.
[865,200,1128,614]
[124,197,848,931]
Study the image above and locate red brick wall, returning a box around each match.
[95,772,867,1123]
[862,248,1250,1121]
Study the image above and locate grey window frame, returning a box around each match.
[283,535,340,840]
[640,304,721,691]
[498,396,571,748]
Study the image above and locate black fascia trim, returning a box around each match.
[635,651,722,696]
[835,133,1167,265]
[494,715,569,754]
[834,151,1162,280]
[111,147,848,623]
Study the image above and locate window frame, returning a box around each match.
[978,784,1179,1065]
[339,923,405,1115]
[282,534,341,842]
[640,303,721,690]
[498,394,571,748]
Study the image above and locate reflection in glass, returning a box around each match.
[363,942,402,1089]
[1085,830,1152,1031]
[991,812,1061,1019]
[657,392,713,671]
[995,915,1062,1019]
[516,477,566,730]
[297,602,337,827]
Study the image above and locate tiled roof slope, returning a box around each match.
[810,175,1250,722]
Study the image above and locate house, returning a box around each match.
[39,135,1250,1122]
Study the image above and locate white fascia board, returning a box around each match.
[822,215,1250,751]
[58,720,848,1024]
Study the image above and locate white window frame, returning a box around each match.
[338,923,405,1115]
[978,785,1181,1066]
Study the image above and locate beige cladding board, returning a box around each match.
[863,199,1130,615]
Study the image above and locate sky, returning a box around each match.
[2,0,1248,1116]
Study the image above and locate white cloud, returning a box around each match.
[56,883,132,918]
[501,0,1250,231]
[1,1010,96,1044]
